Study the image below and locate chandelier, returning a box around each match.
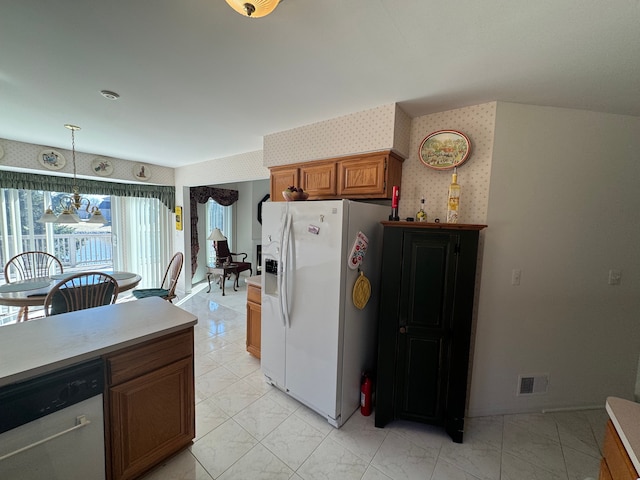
[225,0,280,18]
[38,124,106,226]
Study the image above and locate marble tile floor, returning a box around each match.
[142,278,607,480]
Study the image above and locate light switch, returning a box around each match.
[608,269,622,285]
[511,269,521,286]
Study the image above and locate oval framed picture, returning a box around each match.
[418,130,471,170]
[132,163,152,181]
[38,149,66,170]
[91,157,114,176]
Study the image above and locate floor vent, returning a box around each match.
[517,374,549,395]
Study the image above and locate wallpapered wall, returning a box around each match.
[263,103,400,166]
[0,138,175,185]
[400,102,496,224]
[261,100,495,226]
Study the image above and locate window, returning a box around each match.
[0,188,112,276]
[206,199,232,267]
[111,196,172,289]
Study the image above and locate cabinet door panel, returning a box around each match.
[397,336,444,419]
[338,156,386,196]
[401,233,458,331]
[300,163,336,196]
[270,167,299,202]
[109,358,194,480]
[396,232,457,423]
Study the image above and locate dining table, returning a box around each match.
[0,271,142,313]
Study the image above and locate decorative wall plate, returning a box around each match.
[419,130,471,170]
[132,163,151,181]
[38,149,66,170]
[91,157,114,176]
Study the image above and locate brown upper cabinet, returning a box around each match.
[269,150,404,201]
[270,166,299,203]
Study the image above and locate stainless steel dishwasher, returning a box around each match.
[0,358,106,480]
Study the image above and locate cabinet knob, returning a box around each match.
[399,327,406,334]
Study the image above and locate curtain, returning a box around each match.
[190,186,238,277]
[0,171,175,210]
[111,196,172,289]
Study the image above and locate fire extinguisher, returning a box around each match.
[361,372,372,416]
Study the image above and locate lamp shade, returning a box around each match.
[208,228,227,241]
[225,0,280,18]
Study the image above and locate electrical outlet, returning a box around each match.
[608,269,622,285]
[511,269,521,286]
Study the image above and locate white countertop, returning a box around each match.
[245,275,262,287]
[606,396,640,474]
[0,297,197,387]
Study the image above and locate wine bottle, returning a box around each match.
[446,168,460,224]
[416,197,427,222]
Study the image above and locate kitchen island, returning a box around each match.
[601,396,640,479]
[0,297,197,480]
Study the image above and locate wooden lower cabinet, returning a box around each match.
[246,283,261,358]
[600,420,639,480]
[104,328,195,480]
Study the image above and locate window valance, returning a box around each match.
[0,170,175,210]
[189,186,239,277]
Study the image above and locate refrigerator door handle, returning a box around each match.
[281,212,292,329]
[277,212,287,327]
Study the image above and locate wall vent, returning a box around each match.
[517,374,549,395]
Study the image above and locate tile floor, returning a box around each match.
[141,279,607,480]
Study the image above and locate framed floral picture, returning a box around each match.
[419,130,471,170]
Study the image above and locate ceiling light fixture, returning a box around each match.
[39,125,106,226]
[225,0,280,18]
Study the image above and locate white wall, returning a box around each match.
[468,102,640,416]
[174,150,269,293]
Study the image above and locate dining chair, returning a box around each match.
[132,252,184,303]
[4,251,63,321]
[44,272,119,316]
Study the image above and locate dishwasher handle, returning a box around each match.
[0,415,91,462]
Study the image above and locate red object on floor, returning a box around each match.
[361,373,372,416]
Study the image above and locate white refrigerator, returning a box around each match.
[261,199,388,427]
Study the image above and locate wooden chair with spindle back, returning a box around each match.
[4,251,63,321]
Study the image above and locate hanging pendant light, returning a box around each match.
[225,0,281,18]
[38,124,106,226]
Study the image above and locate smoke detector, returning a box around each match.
[100,90,120,100]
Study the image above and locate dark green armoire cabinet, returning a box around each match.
[374,222,486,443]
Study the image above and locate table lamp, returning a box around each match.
[208,229,227,266]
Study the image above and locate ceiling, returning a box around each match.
[0,0,638,168]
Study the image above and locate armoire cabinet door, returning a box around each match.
[395,232,458,422]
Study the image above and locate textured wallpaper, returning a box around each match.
[263,104,399,166]
[393,105,412,159]
[0,138,175,185]
[400,102,496,225]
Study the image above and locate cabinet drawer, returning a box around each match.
[603,420,639,480]
[247,283,261,305]
[106,329,194,386]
